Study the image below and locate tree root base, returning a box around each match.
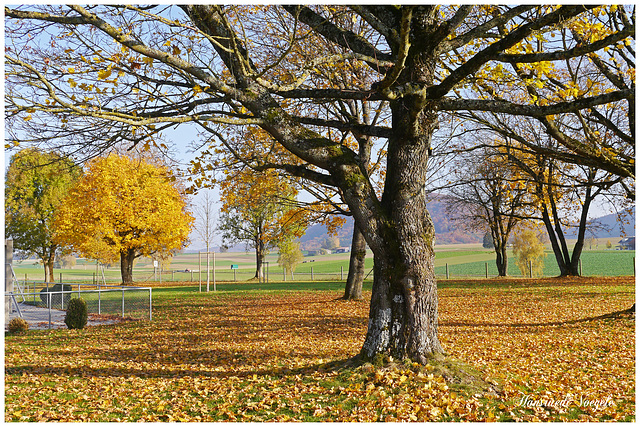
[327,353,502,398]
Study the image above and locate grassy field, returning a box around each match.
[12,244,635,284]
[5,276,634,421]
[437,250,636,277]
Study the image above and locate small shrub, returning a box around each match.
[8,317,29,334]
[64,298,88,330]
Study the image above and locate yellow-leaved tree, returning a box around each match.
[512,225,547,278]
[54,154,194,284]
[218,167,308,280]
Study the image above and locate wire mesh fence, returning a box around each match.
[11,250,635,290]
[6,282,152,329]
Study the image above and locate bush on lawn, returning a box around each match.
[7,317,29,334]
[64,298,88,330]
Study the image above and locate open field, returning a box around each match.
[12,243,635,284]
[4,276,635,422]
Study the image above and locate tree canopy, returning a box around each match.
[53,153,193,284]
[218,167,307,280]
[5,147,81,282]
[5,5,635,363]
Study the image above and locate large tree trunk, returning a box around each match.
[120,248,136,284]
[343,225,366,300]
[356,76,444,362]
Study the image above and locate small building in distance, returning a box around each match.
[617,236,635,250]
[333,247,350,254]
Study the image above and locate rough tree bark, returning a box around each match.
[494,240,509,277]
[343,225,366,300]
[44,249,56,283]
[254,237,265,280]
[120,248,136,284]
[357,49,445,360]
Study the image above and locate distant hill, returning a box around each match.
[299,194,481,251]
[297,197,635,251]
[193,199,634,253]
[565,206,635,238]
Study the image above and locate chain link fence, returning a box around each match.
[6,282,152,329]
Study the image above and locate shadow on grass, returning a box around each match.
[442,304,634,328]
[4,356,351,381]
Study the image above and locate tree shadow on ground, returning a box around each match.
[442,304,634,328]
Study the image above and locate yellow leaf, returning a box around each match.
[97,69,112,79]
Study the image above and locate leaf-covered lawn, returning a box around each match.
[5,277,635,422]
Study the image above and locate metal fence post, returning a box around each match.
[98,287,101,315]
[446,263,449,280]
[485,262,489,278]
[149,288,153,321]
[48,291,52,330]
[122,289,125,318]
[341,266,343,281]
[311,266,314,281]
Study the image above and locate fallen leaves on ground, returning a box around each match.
[4,276,635,421]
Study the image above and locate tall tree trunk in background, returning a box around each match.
[494,241,509,277]
[44,248,56,283]
[120,248,136,284]
[540,167,597,277]
[254,238,265,280]
[343,225,366,300]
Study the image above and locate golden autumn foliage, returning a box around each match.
[219,168,306,247]
[512,225,547,277]
[53,154,193,278]
[4,277,634,422]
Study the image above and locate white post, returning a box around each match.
[206,251,210,292]
[213,252,216,292]
[198,252,202,292]
[48,292,52,330]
